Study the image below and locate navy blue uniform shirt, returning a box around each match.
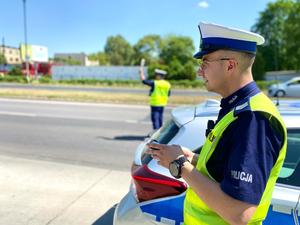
[206,81,284,205]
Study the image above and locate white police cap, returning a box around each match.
[155,69,167,75]
[194,22,265,59]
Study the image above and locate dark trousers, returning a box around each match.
[151,106,164,130]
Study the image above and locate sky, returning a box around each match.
[1,0,275,57]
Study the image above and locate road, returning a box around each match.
[0,82,218,97]
[0,98,173,170]
[0,98,172,225]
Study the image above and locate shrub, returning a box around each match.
[8,66,23,76]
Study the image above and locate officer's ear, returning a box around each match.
[227,59,237,71]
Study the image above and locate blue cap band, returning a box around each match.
[194,37,257,59]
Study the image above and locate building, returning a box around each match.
[0,46,22,65]
[54,53,99,66]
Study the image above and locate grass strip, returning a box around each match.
[0,88,220,106]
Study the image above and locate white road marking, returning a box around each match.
[0,111,36,117]
[0,98,150,109]
[0,110,151,124]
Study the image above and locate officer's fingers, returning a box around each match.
[147,143,162,150]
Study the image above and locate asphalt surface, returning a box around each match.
[0,98,172,225]
[0,98,173,170]
[0,82,218,97]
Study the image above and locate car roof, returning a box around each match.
[172,99,300,127]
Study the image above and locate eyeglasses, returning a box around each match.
[199,58,233,69]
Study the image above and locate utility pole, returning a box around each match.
[22,0,30,82]
[1,37,5,74]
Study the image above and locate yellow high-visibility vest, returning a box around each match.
[184,92,287,225]
[150,80,171,107]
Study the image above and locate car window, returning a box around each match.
[277,129,300,187]
[141,119,179,165]
[151,119,180,144]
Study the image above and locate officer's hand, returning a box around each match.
[146,143,191,168]
[181,146,195,162]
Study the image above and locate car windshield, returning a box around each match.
[141,119,179,165]
[151,119,180,144]
[277,129,300,187]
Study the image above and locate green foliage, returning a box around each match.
[0,75,273,91]
[133,35,162,65]
[147,63,169,79]
[0,54,6,64]
[182,61,197,81]
[90,34,198,80]
[169,79,204,88]
[136,35,197,81]
[54,57,81,65]
[104,35,134,65]
[256,80,278,90]
[88,52,109,65]
[0,75,26,83]
[39,75,52,83]
[285,1,300,70]
[252,0,296,72]
[8,66,23,76]
[160,35,195,65]
[252,50,266,80]
[167,58,185,80]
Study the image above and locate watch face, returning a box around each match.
[169,161,179,177]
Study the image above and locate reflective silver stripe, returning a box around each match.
[272,204,292,214]
[160,217,176,225]
[143,212,157,221]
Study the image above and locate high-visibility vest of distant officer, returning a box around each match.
[139,61,171,130]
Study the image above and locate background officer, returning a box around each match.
[147,22,287,225]
[139,62,171,130]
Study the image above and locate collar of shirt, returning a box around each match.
[217,81,260,122]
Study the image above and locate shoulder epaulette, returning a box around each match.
[234,98,251,117]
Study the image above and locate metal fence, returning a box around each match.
[52,65,148,80]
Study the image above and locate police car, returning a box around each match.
[113,99,300,225]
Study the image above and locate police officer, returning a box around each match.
[147,22,287,225]
[139,64,171,130]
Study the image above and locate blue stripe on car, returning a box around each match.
[140,195,184,225]
[264,204,299,225]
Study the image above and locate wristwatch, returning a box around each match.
[169,156,189,179]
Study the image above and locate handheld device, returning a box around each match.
[149,140,160,150]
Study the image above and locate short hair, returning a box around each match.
[220,50,255,72]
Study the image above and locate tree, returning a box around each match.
[0,54,6,65]
[88,52,109,65]
[8,66,23,76]
[285,0,300,70]
[167,58,185,80]
[252,0,294,72]
[104,35,134,65]
[133,35,162,65]
[53,57,81,65]
[182,61,197,81]
[160,35,195,65]
[252,50,266,80]
[147,62,169,80]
